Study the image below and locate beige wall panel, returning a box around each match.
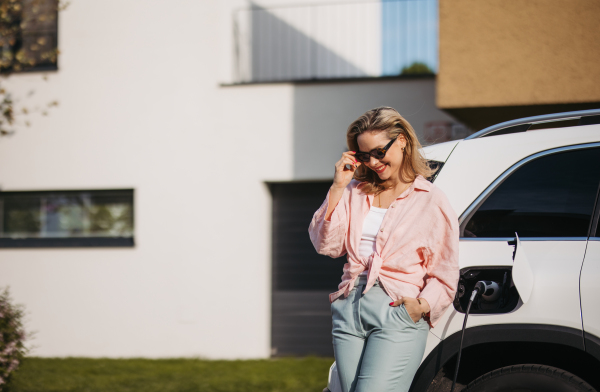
[438,0,600,109]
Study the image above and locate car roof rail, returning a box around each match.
[464,108,600,140]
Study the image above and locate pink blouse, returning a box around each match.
[308,174,459,328]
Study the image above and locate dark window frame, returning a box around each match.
[0,0,59,74]
[0,188,134,248]
[459,143,600,240]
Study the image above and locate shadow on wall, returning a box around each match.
[248,3,366,82]
[292,78,456,179]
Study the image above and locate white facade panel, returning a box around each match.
[0,0,456,358]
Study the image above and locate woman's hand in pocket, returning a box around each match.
[389,297,430,323]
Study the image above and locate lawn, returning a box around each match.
[10,357,334,392]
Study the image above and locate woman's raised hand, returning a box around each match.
[332,151,361,190]
[325,152,361,221]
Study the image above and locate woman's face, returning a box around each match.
[356,131,406,182]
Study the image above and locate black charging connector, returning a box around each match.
[450,281,487,392]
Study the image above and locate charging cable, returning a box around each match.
[450,281,486,392]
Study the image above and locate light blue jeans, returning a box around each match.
[331,276,429,392]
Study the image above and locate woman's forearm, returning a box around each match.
[325,185,346,221]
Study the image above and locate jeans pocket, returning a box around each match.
[400,304,422,326]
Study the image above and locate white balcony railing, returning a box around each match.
[233,0,437,83]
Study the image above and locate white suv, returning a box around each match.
[325,109,600,392]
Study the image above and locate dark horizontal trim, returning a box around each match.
[220,73,435,87]
[0,237,134,248]
[0,64,58,75]
[410,323,588,392]
[0,188,132,195]
[265,179,333,185]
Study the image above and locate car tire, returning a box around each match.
[464,364,596,392]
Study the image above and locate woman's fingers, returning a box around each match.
[337,156,360,172]
[341,153,357,162]
[343,161,361,171]
[341,152,357,164]
[389,298,404,307]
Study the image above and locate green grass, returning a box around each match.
[10,357,334,392]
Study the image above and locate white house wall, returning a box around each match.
[0,0,458,358]
[291,78,452,179]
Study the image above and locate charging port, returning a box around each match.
[453,267,520,314]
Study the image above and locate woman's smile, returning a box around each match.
[373,164,387,174]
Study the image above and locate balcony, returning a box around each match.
[233,0,438,83]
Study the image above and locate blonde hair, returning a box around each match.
[346,106,433,195]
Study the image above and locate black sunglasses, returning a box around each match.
[355,138,397,163]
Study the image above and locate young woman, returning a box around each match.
[309,107,459,392]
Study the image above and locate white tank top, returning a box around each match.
[358,205,387,276]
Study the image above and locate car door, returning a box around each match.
[432,144,600,338]
[579,180,600,353]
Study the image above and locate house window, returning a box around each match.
[0,189,134,247]
[0,0,59,73]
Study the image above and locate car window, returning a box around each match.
[427,160,444,183]
[462,147,600,238]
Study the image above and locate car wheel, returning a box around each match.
[464,364,596,392]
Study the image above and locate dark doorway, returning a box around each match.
[268,181,346,357]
